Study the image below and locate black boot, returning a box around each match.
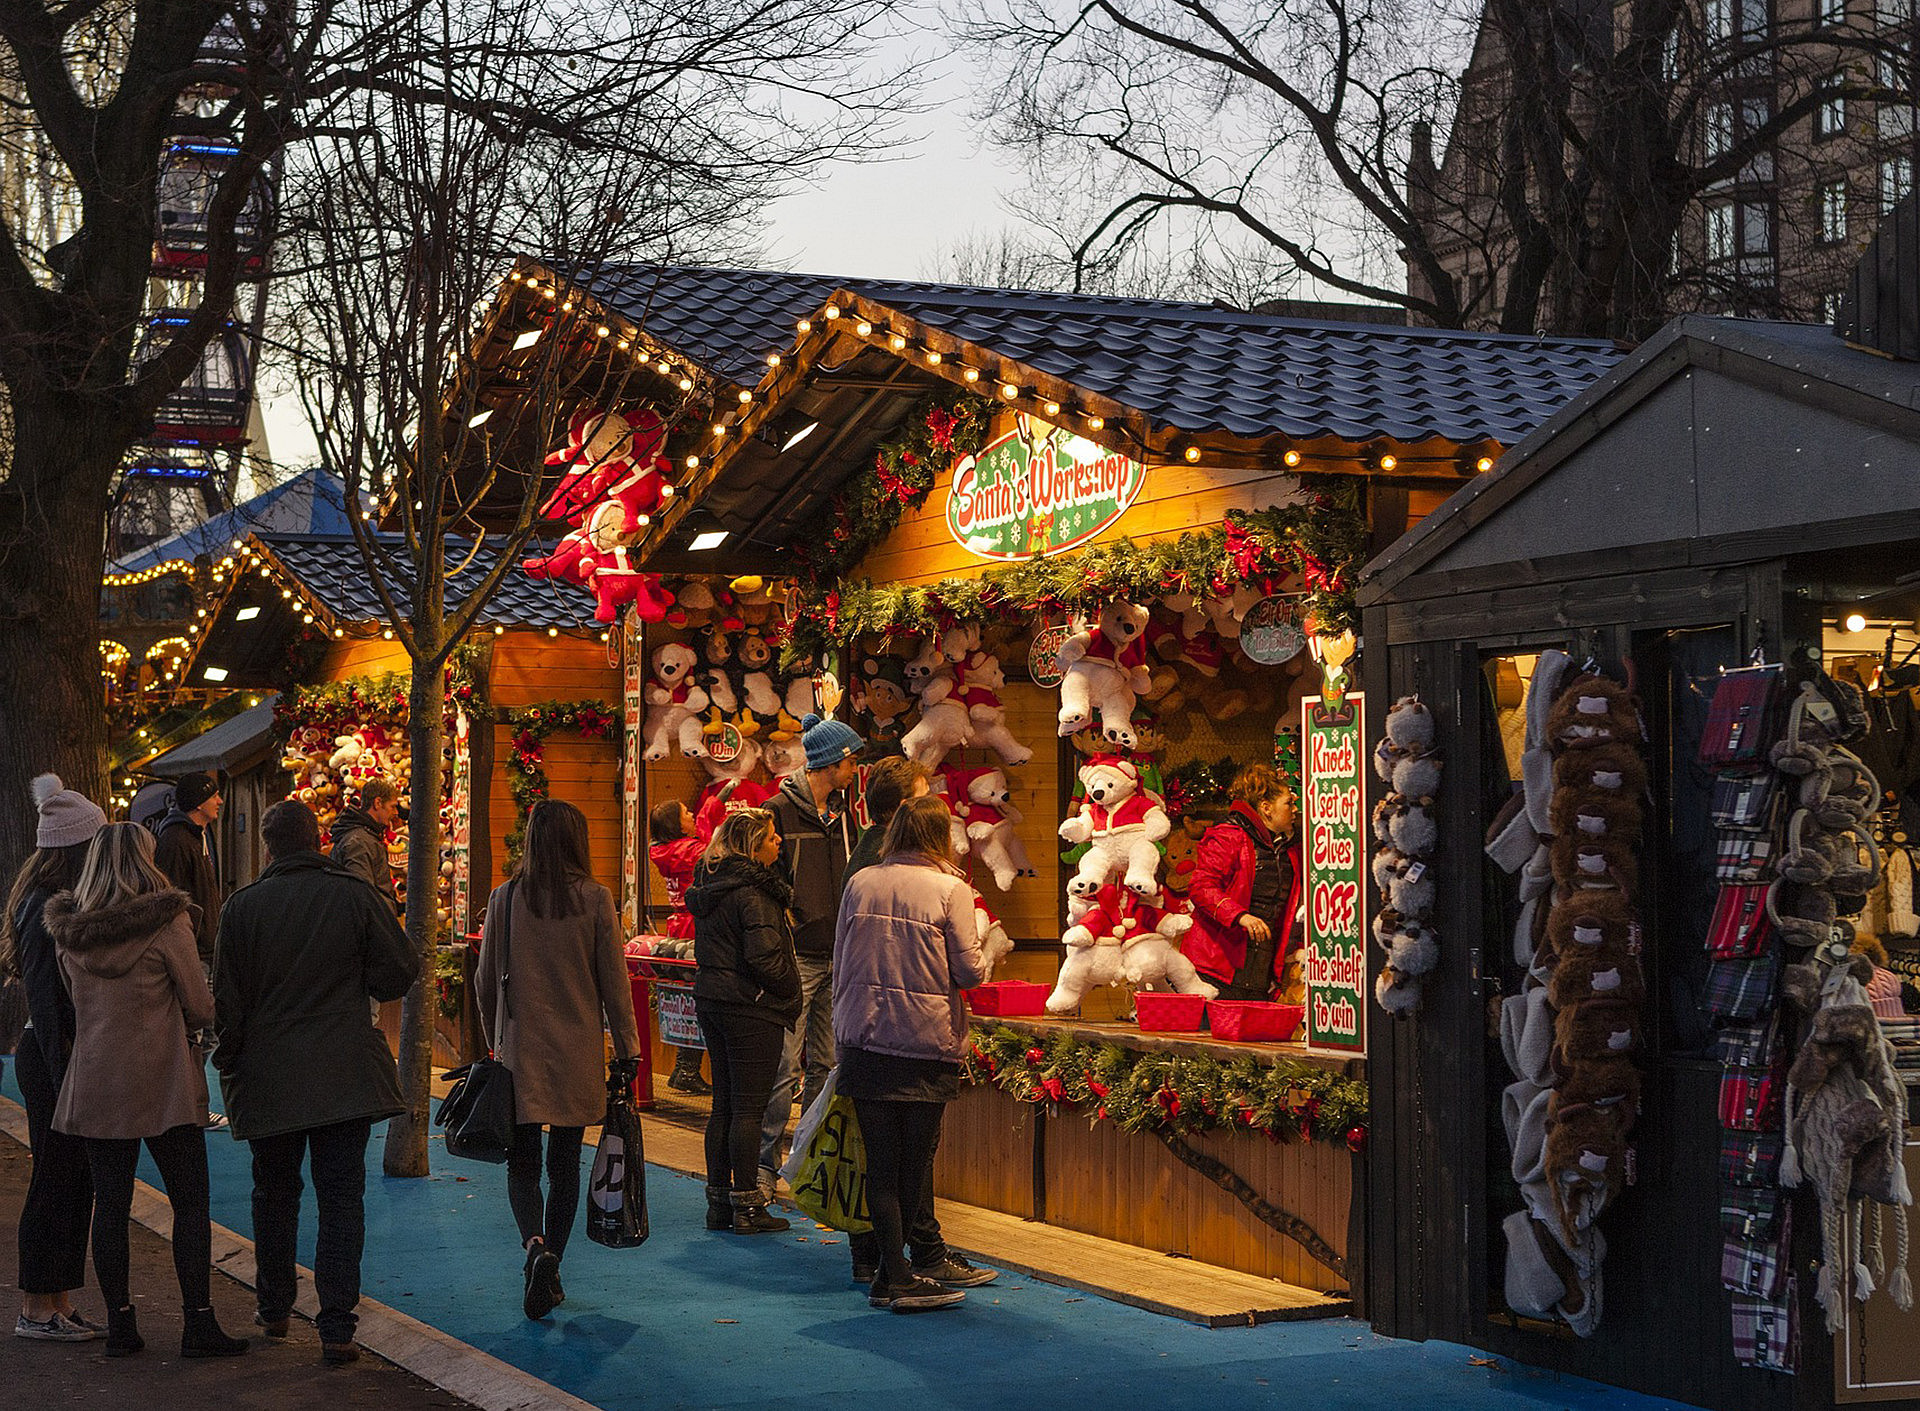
[705,1184,734,1231]
[731,1190,790,1234]
[105,1305,143,1358]
[668,1050,711,1096]
[523,1241,561,1320]
[181,1306,249,1358]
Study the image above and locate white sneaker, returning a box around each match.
[15,1312,99,1342]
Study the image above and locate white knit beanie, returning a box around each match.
[32,773,107,849]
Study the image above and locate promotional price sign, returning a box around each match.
[946,413,1146,561]
[1302,692,1367,1054]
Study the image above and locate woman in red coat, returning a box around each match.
[1184,764,1303,1002]
[647,785,736,1093]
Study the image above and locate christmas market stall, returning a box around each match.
[1357,296,1920,1406]
[483,260,1624,1303]
[180,529,620,1065]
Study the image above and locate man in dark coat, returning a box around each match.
[151,770,222,972]
[328,777,400,911]
[211,799,417,1365]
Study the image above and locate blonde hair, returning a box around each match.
[882,795,953,864]
[1231,762,1293,808]
[702,807,775,866]
[71,823,173,913]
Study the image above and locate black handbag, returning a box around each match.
[435,880,518,1163]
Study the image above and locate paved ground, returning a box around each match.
[3,1060,1705,1411]
[0,1122,471,1411]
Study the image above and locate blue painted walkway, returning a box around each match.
[5,1066,1700,1411]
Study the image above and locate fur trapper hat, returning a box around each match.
[1551,999,1641,1077]
[1551,739,1647,804]
[1549,831,1639,898]
[1546,674,1641,750]
[1542,889,1637,964]
[1388,801,1438,858]
[1544,1100,1629,1239]
[1547,944,1647,1010]
[1548,784,1643,849]
[1383,696,1436,753]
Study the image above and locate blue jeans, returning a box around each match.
[758,954,835,1180]
[249,1118,371,1344]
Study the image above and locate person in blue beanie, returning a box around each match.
[755,712,864,1195]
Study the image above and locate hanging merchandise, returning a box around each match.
[1054,601,1152,750]
[939,623,1034,767]
[540,405,676,533]
[641,643,710,761]
[943,764,1035,891]
[902,636,973,766]
[1369,697,1442,1016]
[521,500,675,624]
[1058,755,1171,901]
[1497,657,1648,1339]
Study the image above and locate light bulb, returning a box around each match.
[797,318,812,333]
[926,350,942,365]
[1000,383,1019,400]
[823,304,841,320]
[1087,416,1104,430]
[1044,401,1061,416]
[1183,446,1202,463]
[1845,613,1868,633]
[889,334,906,351]
[1379,454,1398,472]
[962,368,980,383]
[1283,449,1303,468]
[855,320,873,336]
[767,353,782,367]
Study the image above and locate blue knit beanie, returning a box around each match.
[801,712,865,770]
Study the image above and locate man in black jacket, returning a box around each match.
[756,712,864,1194]
[212,800,417,1366]
[151,771,222,972]
[328,777,400,911]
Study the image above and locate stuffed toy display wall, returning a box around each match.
[1369,697,1442,1015]
[1496,652,1648,1340]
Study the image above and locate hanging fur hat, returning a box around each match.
[1548,781,1643,847]
[1546,674,1642,750]
[1388,800,1439,858]
[1383,696,1436,753]
[1547,946,1648,1012]
[1550,999,1642,1077]
[1551,739,1648,804]
[1549,831,1639,898]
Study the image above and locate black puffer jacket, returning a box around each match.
[687,856,802,1026]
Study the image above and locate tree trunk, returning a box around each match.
[384,653,446,1177]
[0,392,123,873]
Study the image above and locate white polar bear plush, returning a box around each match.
[975,897,1014,977]
[1055,600,1152,748]
[1047,884,1131,1013]
[956,765,1034,891]
[1113,888,1215,997]
[952,648,1033,767]
[643,643,710,760]
[329,734,363,773]
[1058,754,1170,899]
[902,637,972,766]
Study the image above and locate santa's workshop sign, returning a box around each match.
[946,414,1145,561]
[1303,692,1367,1054]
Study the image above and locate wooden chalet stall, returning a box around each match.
[1358,306,1920,1407]
[509,260,1623,1306]
[182,530,619,1064]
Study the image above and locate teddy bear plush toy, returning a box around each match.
[1058,754,1170,899]
[949,644,1033,768]
[1047,883,1131,1013]
[975,898,1014,976]
[735,631,783,722]
[952,765,1034,891]
[693,628,747,737]
[521,500,674,624]
[1113,887,1214,996]
[694,736,775,812]
[1055,600,1152,748]
[902,636,972,766]
[643,642,710,761]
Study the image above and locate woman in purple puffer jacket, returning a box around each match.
[832,796,990,1314]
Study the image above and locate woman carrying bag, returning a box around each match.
[833,796,991,1313]
[687,808,801,1235]
[44,824,247,1359]
[476,799,642,1322]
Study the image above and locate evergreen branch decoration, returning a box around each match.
[793,390,995,583]
[963,1022,1368,1149]
[275,671,411,736]
[778,478,1365,666]
[501,699,617,861]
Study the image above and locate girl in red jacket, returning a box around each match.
[648,787,735,1093]
[1184,764,1303,1002]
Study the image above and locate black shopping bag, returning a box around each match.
[586,1088,649,1249]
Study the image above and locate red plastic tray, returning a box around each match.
[965,980,1051,1016]
[1208,1001,1305,1043]
[1134,992,1207,1032]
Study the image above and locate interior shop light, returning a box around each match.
[781,420,820,453]
[467,408,493,428]
[235,606,260,621]
[1845,613,1868,633]
[690,530,728,551]
[203,666,229,682]
[511,329,541,350]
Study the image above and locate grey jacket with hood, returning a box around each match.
[44,887,213,1140]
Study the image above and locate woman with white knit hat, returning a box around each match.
[3,774,106,1341]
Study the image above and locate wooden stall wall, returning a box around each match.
[935,1081,1352,1291]
[319,637,411,679]
[483,632,622,894]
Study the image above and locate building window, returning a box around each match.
[1815,90,1847,140]
[1741,199,1772,255]
[1705,102,1735,161]
[1820,179,1850,242]
[1819,0,1848,23]
[1823,291,1846,324]
[1884,155,1915,211]
[1706,0,1736,40]
[1707,202,1737,260]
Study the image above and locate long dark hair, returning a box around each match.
[516,798,593,919]
[1,841,91,978]
[882,795,954,864]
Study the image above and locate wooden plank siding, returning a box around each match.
[319,637,411,680]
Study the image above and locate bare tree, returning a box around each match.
[282,0,903,1176]
[955,0,1913,337]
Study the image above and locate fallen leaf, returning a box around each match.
[820,1239,840,1245]
[1468,1357,1502,1370]
[454,1176,469,1183]
[1064,1298,1082,1303]
[714,1319,738,1324]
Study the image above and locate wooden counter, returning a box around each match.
[973,1014,1367,1078]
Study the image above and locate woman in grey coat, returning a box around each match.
[476,799,642,1321]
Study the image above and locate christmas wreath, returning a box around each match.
[964,1023,1368,1149]
[502,698,617,860]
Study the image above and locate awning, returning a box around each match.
[146,693,281,777]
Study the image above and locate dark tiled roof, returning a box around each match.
[574,263,1626,445]
[259,533,596,628]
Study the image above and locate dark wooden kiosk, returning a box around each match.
[1357,304,1920,1408]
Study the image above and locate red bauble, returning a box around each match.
[1026,1046,1045,1064]
[1346,1126,1367,1154]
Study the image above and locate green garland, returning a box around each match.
[795,390,994,582]
[780,479,1366,665]
[964,1023,1368,1149]
[275,671,410,736]
[503,699,618,861]
[433,945,467,1022]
